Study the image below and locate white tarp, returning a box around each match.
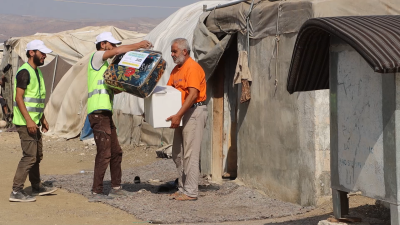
[194,0,400,82]
[44,38,145,139]
[113,0,233,116]
[0,26,148,138]
[0,43,4,64]
[189,0,400,206]
[6,26,146,66]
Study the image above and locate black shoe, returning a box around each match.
[32,185,58,196]
[134,176,140,184]
[88,192,114,202]
[9,191,36,202]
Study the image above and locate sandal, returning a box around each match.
[169,191,181,199]
[175,194,197,201]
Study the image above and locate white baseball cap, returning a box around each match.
[25,40,52,54]
[95,32,122,45]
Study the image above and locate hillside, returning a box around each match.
[0,14,163,42]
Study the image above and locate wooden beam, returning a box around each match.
[212,57,225,182]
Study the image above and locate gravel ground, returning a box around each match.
[1,132,391,225]
[43,159,314,224]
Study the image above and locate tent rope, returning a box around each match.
[273,1,283,96]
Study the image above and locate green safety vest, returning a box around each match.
[13,63,46,125]
[87,53,113,114]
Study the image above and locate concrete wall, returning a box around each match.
[200,32,331,206]
[330,38,399,204]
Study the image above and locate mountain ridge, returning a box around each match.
[0,14,163,42]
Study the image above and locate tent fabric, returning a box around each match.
[44,37,145,139]
[234,50,252,85]
[80,115,93,141]
[205,1,312,38]
[144,0,232,86]
[113,0,232,116]
[193,0,400,83]
[287,15,400,94]
[5,26,145,66]
[1,26,146,139]
[193,12,233,81]
[190,0,400,205]
[0,44,3,64]
[110,1,232,146]
[204,0,400,39]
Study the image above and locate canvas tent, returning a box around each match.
[45,1,232,145]
[0,44,3,64]
[0,26,147,138]
[189,0,400,206]
[111,0,232,146]
[0,43,4,120]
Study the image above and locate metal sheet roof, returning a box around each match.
[287,15,400,94]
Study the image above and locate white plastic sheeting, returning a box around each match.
[31,28,147,139]
[6,26,145,66]
[113,0,233,116]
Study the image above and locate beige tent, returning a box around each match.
[5,26,146,65]
[190,0,400,206]
[110,0,231,146]
[0,26,146,137]
[44,37,145,139]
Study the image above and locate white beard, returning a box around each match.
[173,54,186,65]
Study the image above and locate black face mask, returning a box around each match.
[33,52,44,67]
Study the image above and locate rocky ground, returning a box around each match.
[44,159,313,224]
[0,131,392,225]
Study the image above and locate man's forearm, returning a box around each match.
[116,43,141,55]
[176,94,197,117]
[103,43,142,61]
[40,114,46,122]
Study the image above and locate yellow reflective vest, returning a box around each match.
[13,63,46,125]
[87,53,113,114]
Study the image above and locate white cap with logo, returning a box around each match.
[95,32,122,45]
[25,40,53,54]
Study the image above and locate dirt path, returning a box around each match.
[0,132,391,225]
[0,132,157,225]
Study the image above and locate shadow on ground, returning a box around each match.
[43,159,314,224]
[264,204,390,225]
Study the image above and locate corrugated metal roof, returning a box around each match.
[287,15,400,94]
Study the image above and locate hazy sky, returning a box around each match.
[0,0,203,20]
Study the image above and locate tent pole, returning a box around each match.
[203,0,247,12]
[51,55,58,94]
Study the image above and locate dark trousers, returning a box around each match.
[89,111,122,194]
[12,126,43,192]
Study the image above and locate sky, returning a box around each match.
[0,0,203,20]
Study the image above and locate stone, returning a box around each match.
[0,120,6,128]
[318,220,370,225]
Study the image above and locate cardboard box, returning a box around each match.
[144,86,182,128]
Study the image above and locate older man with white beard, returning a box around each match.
[166,38,208,201]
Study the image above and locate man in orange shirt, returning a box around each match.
[166,38,207,201]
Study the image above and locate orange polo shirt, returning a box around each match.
[167,57,206,105]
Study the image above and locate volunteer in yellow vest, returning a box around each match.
[9,40,57,202]
[87,32,152,202]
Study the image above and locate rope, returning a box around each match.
[246,0,256,65]
[212,5,238,35]
[273,1,283,96]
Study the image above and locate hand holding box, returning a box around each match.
[144,86,182,128]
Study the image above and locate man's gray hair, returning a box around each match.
[171,38,191,54]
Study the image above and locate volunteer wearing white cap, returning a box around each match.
[87,32,151,202]
[9,40,57,202]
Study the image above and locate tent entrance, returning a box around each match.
[211,39,238,180]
